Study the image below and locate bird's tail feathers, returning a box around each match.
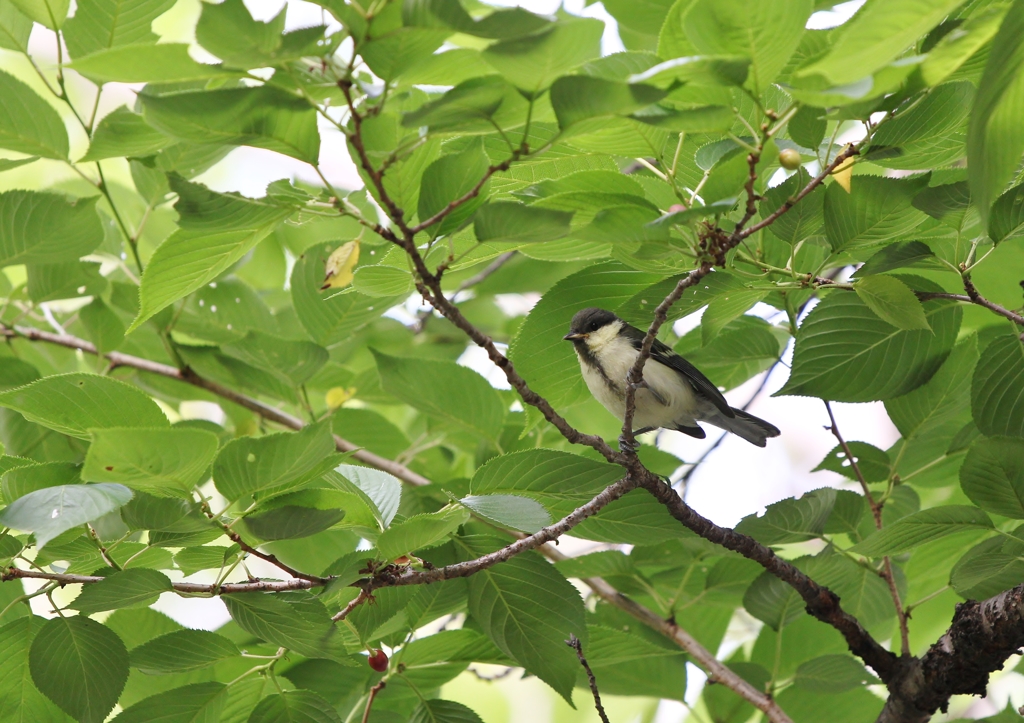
[703,408,780,447]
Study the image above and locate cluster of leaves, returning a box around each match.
[0,0,1023,721]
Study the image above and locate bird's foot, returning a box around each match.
[626,377,649,392]
[618,434,638,454]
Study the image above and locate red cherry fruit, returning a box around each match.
[368,648,389,672]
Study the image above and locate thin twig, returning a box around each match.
[361,680,386,723]
[824,401,910,658]
[566,634,611,723]
[332,589,370,622]
[414,251,517,333]
[537,544,794,723]
[4,567,321,594]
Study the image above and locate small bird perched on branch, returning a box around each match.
[564,308,780,447]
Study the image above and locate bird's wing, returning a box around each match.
[620,322,735,418]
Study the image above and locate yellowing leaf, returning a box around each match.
[320,239,360,290]
[831,157,854,193]
[325,386,356,410]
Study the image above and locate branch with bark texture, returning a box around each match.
[824,401,911,658]
[877,582,1024,723]
[567,634,612,723]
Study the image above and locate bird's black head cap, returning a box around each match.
[565,307,619,340]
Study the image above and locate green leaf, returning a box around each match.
[78,298,125,356]
[968,0,1024,228]
[674,315,786,392]
[141,85,319,162]
[195,0,287,68]
[0,191,103,267]
[361,28,449,82]
[814,442,890,483]
[63,0,175,57]
[418,139,490,235]
[787,106,826,149]
[794,655,878,693]
[550,75,667,130]
[856,241,946,276]
[2,461,81,502]
[950,536,1024,599]
[351,265,414,297]
[912,181,974,230]
[411,699,485,723]
[868,82,972,171]
[120,491,210,532]
[775,686,883,723]
[509,263,664,407]
[9,0,68,29]
[460,494,551,534]
[0,373,167,438]
[629,54,750,87]
[291,243,398,346]
[333,464,402,528]
[922,4,1008,86]
[129,200,292,333]
[110,682,227,723]
[377,506,470,559]
[972,334,1024,438]
[222,593,350,662]
[960,437,1024,519]
[760,168,824,243]
[72,569,172,614]
[473,202,573,243]
[887,333,978,443]
[573,490,695,544]
[221,331,327,386]
[129,630,240,674]
[247,690,341,723]
[0,616,70,723]
[82,427,218,498]
[684,0,811,91]
[850,506,994,557]
[172,545,237,576]
[74,43,232,83]
[989,182,1024,243]
[213,421,339,502]
[779,279,961,401]
[461,536,586,703]
[0,483,132,548]
[481,17,604,93]
[0,71,67,159]
[0,1,33,53]
[373,350,505,440]
[81,106,173,161]
[743,570,803,630]
[854,274,931,331]
[471,449,624,518]
[0,156,38,172]
[701,288,769,345]
[29,616,128,723]
[735,488,837,545]
[402,76,511,131]
[799,0,963,85]
[242,505,345,542]
[823,175,930,253]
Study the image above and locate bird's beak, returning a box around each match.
[563,332,587,341]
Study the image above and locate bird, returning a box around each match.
[563,307,780,447]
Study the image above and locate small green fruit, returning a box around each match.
[779,149,802,170]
